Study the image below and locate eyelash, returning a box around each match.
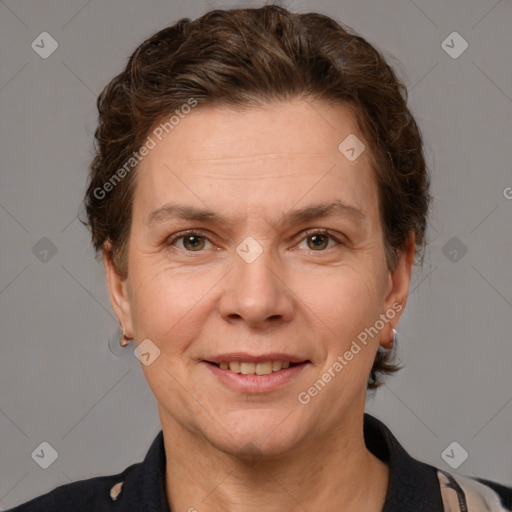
[164,228,344,253]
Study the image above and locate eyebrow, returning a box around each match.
[146,199,365,228]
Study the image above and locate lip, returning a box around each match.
[201,360,310,393]
[204,352,308,364]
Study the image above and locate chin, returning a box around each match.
[204,407,309,460]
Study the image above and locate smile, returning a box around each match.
[202,354,311,393]
[208,360,301,375]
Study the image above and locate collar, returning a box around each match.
[120,413,444,511]
[363,413,444,511]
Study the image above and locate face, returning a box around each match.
[105,99,413,458]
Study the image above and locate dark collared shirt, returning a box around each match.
[7,414,512,511]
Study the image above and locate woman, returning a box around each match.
[8,4,511,511]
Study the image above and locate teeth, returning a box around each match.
[216,360,300,375]
[272,360,282,371]
[229,361,241,373]
[256,361,273,375]
[240,362,256,375]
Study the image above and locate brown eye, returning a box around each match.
[181,234,206,251]
[296,229,343,252]
[165,231,212,252]
[307,233,330,250]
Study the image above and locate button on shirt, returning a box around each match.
[6,414,512,511]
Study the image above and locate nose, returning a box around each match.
[218,242,295,329]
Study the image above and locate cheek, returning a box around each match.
[311,274,384,384]
[127,265,211,411]
[127,259,223,352]
[300,263,384,340]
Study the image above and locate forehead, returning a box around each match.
[147,100,363,161]
[133,99,378,227]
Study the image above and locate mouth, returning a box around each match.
[201,353,311,393]
[204,360,309,375]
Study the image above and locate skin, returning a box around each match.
[104,98,415,511]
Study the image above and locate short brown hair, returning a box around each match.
[82,5,431,388]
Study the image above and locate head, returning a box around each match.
[82,5,430,456]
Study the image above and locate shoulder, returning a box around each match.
[363,414,511,512]
[5,430,168,511]
[437,469,512,511]
[5,463,139,512]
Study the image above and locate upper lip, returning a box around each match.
[204,352,309,364]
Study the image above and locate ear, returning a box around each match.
[102,241,133,338]
[380,235,415,349]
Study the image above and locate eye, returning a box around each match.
[164,228,343,253]
[165,230,212,252]
[296,229,343,251]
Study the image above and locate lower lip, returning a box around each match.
[202,361,309,393]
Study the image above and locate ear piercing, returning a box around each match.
[120,327,133,347]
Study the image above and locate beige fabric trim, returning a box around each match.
[438,471,509,511]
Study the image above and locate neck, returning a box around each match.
[160,407,389,512]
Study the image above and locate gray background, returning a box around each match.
[1,0,511,507]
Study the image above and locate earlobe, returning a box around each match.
[380,327,398,350]
[380,236,416,348]
[102,242,133,338]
